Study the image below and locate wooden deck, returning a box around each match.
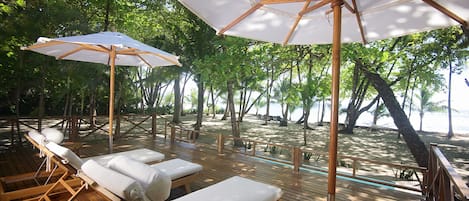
[0,135,423,201]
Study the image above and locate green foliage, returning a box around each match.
[303,152,313,160]
[1,0,467,130]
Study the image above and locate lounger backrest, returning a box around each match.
[108,156,171,201]
[41,127,64,144]
[28,129,46,146]
[82,159,148,201]
[45,142,83,170]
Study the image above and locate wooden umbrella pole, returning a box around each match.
[327,1,343,201]
[108,46,116,153]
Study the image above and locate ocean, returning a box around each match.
[254,103,469,135]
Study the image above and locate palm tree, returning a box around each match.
[416,88,446,131]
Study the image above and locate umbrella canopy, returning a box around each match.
[179,0,468,45]
[23,32,181,153]
[177,0,468,200]
[23,32,181,67]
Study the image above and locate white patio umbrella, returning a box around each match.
[22,31,182,153]
[177,0,468,200]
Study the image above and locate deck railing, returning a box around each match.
[1,114,170,144]
[165,122,431,193]
[426,143,469,201]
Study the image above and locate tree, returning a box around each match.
[415,88,446,131]
[360,63,429,167]
[196,37,252,143]
[429,27,468,138]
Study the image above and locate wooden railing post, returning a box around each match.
[352,159,357,177]
[115,115,121,139]
[152,113,157,139]
[217,134,224,155]
[190,130,198,143]
[70,116,79,141]
[164,120,167,140]
[293,147,301,173]
[252,142,257,156]
[439,170,451,201]
[10,118,15,146]
[426,143,437,199]
[170,124,176,143]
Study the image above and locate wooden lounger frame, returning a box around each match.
[1,134,119,201]
[172,172,200,193]
[0,135,83,201]
[6,134,201,200]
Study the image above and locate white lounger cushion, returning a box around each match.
[45,142,83,169]
[108,156,171,201]
[173,176,282,201]
[28,130,46,145]
[82,159,148,201]
[85,148,165,165]
[150,158,203,180]
[41,127,64,144]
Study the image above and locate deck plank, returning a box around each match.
[0,135,423,201]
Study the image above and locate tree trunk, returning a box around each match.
[137,68,146,114]
[15,86,21,144]
[104,0,111,31]
[295,114,304,125]
[210,85,216,119]
[408,77,417,118]
[89,88,97,129]
[172,75,181,123]
[362,68,428,167]
[303,109,309,146]
[238,86,245,122]
[62,93,69,130]
[280,67,293,127]
[372,99,380,126]
[319,98,326,126]
[447,61,454,139]
[38,65,45,131]
[344,61,372,134]
[264,66,273,125]
[194,75,204,139]
[419,111,423,131]
[221,101,229,120]
[227,81,242,146]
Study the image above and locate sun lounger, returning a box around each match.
[2,131,164,201]
[45,141,202,192]
[107,156,203,193]
[37,145,280,201]
[35,128,200,194]
[150,158,203,192]
[173,176,283,201]
[12,130,282,201]
[0,131,70,201]
[104,156,172,201]
[81,159,148,200]
[1,133,84,201]
[85,156,282,201]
